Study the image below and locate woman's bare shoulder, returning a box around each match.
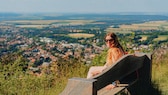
[109,47,120,52]
[109,47,124,55]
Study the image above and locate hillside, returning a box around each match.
[152,48,168,95]
[0,47,168,95]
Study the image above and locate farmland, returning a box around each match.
[106,21,168,33]
[154,35,168,41]
[68,33,95,38]
[2,19,168,41]
[2,20,95,28]
[140,35,168,41]
[1,19,168,43]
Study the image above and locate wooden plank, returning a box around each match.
[98,86,126,95]
[59,78,97,95]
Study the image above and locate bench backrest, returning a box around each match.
[92,53,152,91]
[60,53,152,95]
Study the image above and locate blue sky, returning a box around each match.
[0,0,168,13]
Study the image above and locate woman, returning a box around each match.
[87,32,125,89]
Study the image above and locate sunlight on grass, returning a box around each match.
[0,48,168,95]
[152,49,168,95]
[140,35,149,41]
[106,21,168,34]
[153,35,168,41]
[68,33,95,38]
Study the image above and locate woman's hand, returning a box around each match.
[105,84,116,90]
[91,71,101,76]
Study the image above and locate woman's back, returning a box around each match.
[106,47,125,67]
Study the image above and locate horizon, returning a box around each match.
[1,12,168,15]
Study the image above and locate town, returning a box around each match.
[0,24,106,72]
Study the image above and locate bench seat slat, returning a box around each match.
[98,86,126,95]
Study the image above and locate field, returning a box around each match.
[68,33,95,38]
[2,19,168,41]
[105,28,133,34]
[140,35,149,41]
[139,35,168,41]
[154,35,168,41]
[2,19,168,32]
[2,20,95,28]
[106,21,168,33]
[140,35,168,41]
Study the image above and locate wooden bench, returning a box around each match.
[60,53,152,95]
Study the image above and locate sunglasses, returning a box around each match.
[105,39,113,42]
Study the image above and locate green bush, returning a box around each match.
[0,55,88,95]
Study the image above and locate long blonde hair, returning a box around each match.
[105,32,125,66]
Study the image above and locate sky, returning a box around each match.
[0,0,168,13]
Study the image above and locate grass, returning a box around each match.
[139,35,149,41]
[2,20,95,28]
[106,21,168,33]
[153,63,168,94]
[3,20,168,31]
[139,35,168,41]
[152,49,168,95]
[15,25,49,28]
[0,56,89,95]
[0,48,168,95]
[105,28,133,34]
[153,35,168,41]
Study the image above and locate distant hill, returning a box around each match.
[1,12,168,21]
